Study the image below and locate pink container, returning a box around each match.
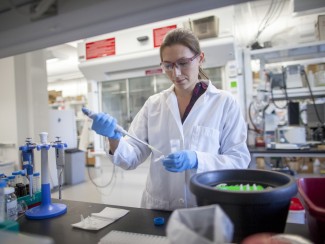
[297,178,325,244]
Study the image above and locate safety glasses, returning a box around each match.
[160,53,200,72]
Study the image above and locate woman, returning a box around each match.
[89,28,250,210]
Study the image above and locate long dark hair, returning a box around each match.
[159,28,209,80]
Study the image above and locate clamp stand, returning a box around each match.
[25,132,67,219]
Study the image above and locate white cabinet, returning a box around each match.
[49,97,87,144]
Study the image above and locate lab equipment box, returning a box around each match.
[64,149,86,185]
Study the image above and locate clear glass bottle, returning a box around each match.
[7,175,15,188]
[4,187,17,221]
[0,180,6,223]
[33,172,41,193]
[12,171,22,185]
[21,171,30,195]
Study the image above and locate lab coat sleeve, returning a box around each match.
[196,97,250,173]
[106,102,152,170]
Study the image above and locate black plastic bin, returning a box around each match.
[190,169,297,242]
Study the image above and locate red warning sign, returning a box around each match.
[86,38,116,60]
[145,68,163,76]
[153,25,177,48]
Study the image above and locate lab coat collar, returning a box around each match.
[165,80,220,96]
[164,80,220,128]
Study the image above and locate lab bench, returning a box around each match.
[17,199,170,244]
[15,199,310,244]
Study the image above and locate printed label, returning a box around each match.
[6,199,17,221]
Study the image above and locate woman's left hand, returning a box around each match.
[162,150,198,172]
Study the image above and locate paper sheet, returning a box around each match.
[72,207,129,231]
[98,230,170,244]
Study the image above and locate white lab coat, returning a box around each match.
[107,80,250,210]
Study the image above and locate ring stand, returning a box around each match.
[25,132,67,219]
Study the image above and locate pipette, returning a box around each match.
[19,138,36,197]
[52,137,67,200]
[82,107,163,155]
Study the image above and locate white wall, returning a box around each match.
[0,57,18,163]
[0,51,49,172]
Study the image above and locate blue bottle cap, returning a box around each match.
[0,180,6,188]
[8,175,15,179]
[33,172,40,176]
[12,171,21,175]
[153,217,165,226]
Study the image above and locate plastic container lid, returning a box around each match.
[289,197,304,211]
[4,187,14,194]
[33,172,40,176]
[153,217,165,226]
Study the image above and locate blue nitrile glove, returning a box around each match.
[162,150,198,172]
[91,113,122,140]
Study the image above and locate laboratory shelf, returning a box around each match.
[250,41,325,64]
[271,86,325,100]
[68,101,85,105]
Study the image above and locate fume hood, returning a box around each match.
[78,36,237,81]
[78,35,246,128]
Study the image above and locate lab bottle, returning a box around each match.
[12,171,26,197]
[313,158,321,175]
[4,187,17,221]
[2,178,8,186]
[0,180,6,223]
[7,175,15,188]
[33,172,41,193]
[12,171,23,185]
[21,171,30,195]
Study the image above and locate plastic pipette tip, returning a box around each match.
[216,183,265,191]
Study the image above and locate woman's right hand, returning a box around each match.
[91,113,122,140]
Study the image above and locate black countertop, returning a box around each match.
[17,199,171,244]
[17,199,310,244]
